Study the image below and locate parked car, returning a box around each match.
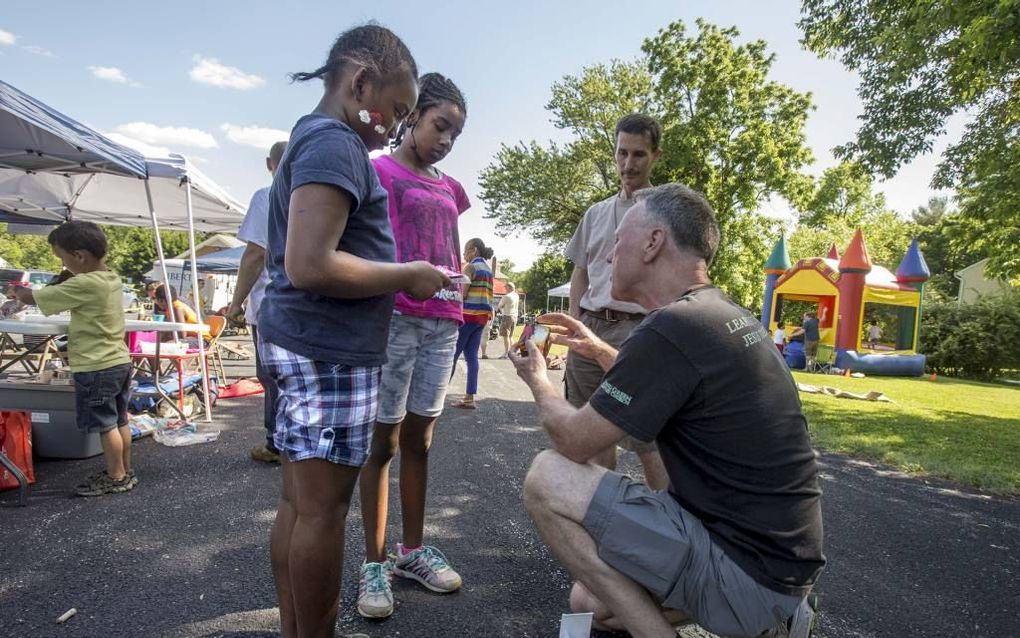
[0,269,58,289]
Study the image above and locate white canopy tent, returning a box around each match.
[0,155,244,233]
[546,282,570,313]
[547,282,570,298]
[0,80,245,421]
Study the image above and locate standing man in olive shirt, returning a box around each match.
[513,184,824,637]
[564,113,668,489]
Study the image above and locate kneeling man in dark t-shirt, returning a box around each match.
[511,183,824,638]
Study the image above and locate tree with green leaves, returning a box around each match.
[0,226,62,272]
[789,211,917,274]
[799,162,887,229]
[910,196,987,298]
[0,224,193,283]
[104,226,192,283]
[790,160,918,270]
[517,252,573,313]
[799,0,1020,281]
[479,19,817,309]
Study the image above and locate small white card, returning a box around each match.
[559,612,594,638]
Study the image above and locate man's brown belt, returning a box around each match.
[583,308,645,322]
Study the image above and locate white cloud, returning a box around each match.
[0,29,16,46]
[22,45,53,57]
[113,122,218,149]
[106,133,171,157]
[219,123,289,150]
[88,65,142,87]
[189,55,264,90]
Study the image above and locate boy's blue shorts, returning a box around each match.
[73,363,133,433]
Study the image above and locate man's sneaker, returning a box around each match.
[762,593,818,638]
[357,561,394,618]
[392,544,462,593]
[250,444,280,463]
[76,472,134,497]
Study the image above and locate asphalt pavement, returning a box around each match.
[2,336,1018,637]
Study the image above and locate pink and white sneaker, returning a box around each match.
[392,543,462,593]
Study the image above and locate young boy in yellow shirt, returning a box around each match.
[15,221,135,496]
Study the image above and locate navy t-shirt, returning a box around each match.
[803,317,820,342]
[589,286,825,596]
[258,114,397,366]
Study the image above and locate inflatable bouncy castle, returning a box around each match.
[761,230,930,376]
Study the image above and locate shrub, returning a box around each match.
[920,290,1020,379]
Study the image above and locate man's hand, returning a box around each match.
[538,313,617,371]
[402,261,451,301]
[225,302,246,328]
[509,338,552,391]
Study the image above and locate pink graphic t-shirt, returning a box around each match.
[373,154,471,323]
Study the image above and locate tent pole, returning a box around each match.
[144,181,179,341]
[183,174,214,423]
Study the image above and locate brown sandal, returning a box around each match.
[452,398,477,409]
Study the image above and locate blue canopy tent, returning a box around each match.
[194,245,244,273]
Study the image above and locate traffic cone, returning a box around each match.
[929,372,937,382]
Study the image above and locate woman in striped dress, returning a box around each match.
[451,238,494,409]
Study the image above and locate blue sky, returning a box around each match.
[0,0,955,269]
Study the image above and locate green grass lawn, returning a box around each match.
[793,371,1020,493]
[504,324,1020,492]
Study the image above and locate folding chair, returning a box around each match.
[203,315,228,385]
[813,344,836,374]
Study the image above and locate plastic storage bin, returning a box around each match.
[0,382,102,459]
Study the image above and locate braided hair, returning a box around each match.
[391,72,467,149]
[290,24,418,88]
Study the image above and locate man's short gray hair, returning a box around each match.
[638,183,720,266]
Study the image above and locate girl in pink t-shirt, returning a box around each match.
[358,73,469,619]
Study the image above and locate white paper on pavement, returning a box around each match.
[559,612,594,638]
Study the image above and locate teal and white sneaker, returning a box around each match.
[357,560,394,618]
[392,544,462,593]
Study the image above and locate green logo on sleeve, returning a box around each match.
[600,380,633,406]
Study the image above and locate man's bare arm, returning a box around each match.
[568,265,588,319]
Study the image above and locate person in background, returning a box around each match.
[226,139,288,465]
[563,113,669,490]
[15,221,136,496]
[495,281,519,358]
[867,320,881,349]
[202,274,219,315]
[773,321,786,355]
[254,25,446,637]
[152,284,198,341]
[357,72,470,620]
[450,237,495,409]
[795,312,820,369]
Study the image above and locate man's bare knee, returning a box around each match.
[523,449,607,523]
[523,449,562,513]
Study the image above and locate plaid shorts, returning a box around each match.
[257,338,381,467]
